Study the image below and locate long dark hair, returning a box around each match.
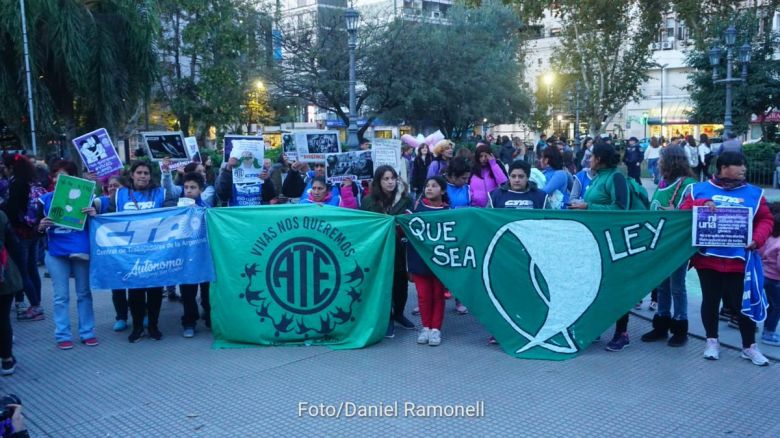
[369,165,399,210]
[423,176,450,204]
[659,145,694,181]
[471,144,500,181]
[3,155,37,226]
[542,146,563,170]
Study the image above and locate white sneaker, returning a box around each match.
[428,329,441,346]
[703,338,720,360]
[741,344,770,366]
[417,328,430,344]
[455,304,468,315]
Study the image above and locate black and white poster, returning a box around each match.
[142,132,189,161]
[282,133,297,161]
[325,151,374,183]
[295,130,341,162]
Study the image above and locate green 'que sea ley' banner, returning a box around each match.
[206,205,395,349]
[397,209,697,360]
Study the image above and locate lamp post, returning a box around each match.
[566,80,582,147]
[345,7,360,150]
[19,0,37,155]
[709,25,751,138]
[543,72,555,135]
[659,63,668,139]
[642,111,649,140]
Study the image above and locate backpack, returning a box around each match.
[626,177,650,210]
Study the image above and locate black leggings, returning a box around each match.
[0,294,13,359]
[128,288,163,330]
[112,289,128,321]
[615,313,629,335]
[180,283,211,328]
[391,269,408,318]
[697,269,756,347]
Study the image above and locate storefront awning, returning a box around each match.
[646,102,694,125]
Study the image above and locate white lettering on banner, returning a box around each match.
[605,219,666,262]
[432,244,476,268]
[95,215,190,247]
[711,194,745,205]
[407,217,457,242]
[122,258,184,280]
[122,201,155,210]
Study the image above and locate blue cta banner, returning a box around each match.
[89,207,215,289]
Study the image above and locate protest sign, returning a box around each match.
[282,132,297,161]
[229,139,265,185]
[185,136,202,163]
[206,205,394,349]
[693,206,753,247]
[89,207,215,289]
[371,138,401,172]
[325,151,373,183]
[294,130,340,163]
[48,175,96,231]
[72,128,124,177]
[397,209,696,360]
[223,135,264,163]
[142,132,188,161]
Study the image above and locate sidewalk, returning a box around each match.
[638,178,780,359]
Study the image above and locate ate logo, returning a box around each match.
[240,235,368,339]
[266,238,341,315]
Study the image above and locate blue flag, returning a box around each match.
[89,207,215,289]
[742,250,768,323]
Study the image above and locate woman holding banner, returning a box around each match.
[681,152,773,366]
[569,142,633,352]
[641,146,697,347]
[298,176,358,208]
[37,160,99,350]
[108,161,177,343]
[361,165,414,338]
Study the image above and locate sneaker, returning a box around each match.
[455,303,469,315]
[182,327,195,338]
[605,333,630,352]
[113,320,128,332]
[394,315,416,330]
[428,329,441,346]
[487,336,499,345]
[761,332,780,347]
[81,337,99,347]
[17,307,44,321]
[128,329,144,343]
[444,291,452,299]
[385,321,395,339]
[648,301,658,312]
[1,357,16,376]
[57,340,74,350]
[741,344,770,366]
[703,338,720,360]
[148,328,163,341]
[14,302,28,316]
[412,307,420,316]
[417,328,430,344]
[634,300,642,310]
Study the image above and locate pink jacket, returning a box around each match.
[469,160,508,207]
[759,235,780,281]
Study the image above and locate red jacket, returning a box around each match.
[680,184,774,273]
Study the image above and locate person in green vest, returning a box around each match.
[361,165,414,339]
[569,141,632,351]
[641,145,697,346]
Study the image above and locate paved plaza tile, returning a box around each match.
[1,270,778,437]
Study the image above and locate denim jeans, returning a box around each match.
[18,237,42,307]
[45,253,95,342]
[648,158,659,184]
[764,278,780,333]
[656,263,688,320]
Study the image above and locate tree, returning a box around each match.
[381,2,531,139]
[0,0,157,148]
[677,3,780,138]
[548,0,665,136]
[156,0,274,141]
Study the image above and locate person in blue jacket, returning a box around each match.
[540,146,570,209]
[488,160,547,209]
[108,161,177,343]
[215,156,275,207]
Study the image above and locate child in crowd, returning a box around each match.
[178,172,211,338]
[759,206,780,347]
[407,177,450,346]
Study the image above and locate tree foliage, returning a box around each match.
[547,0,664,136]
[156,0,274,139]
[0,0,157,146]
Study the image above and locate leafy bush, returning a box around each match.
[743,142,780,185]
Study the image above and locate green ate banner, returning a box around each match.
[397,209,697,361]
[207,205,395,349]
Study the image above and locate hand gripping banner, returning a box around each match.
[206,205,395,349]
[90,207,215,289]
[397,209,697,361]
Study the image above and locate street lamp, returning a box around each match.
[345,7,360,150]
[642,111,649,140]
[709,25,751,137]
[566,80,582,146]
[254,80,265,91]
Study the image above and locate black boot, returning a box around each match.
[640,315,671,342]
[667,319,688,347]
